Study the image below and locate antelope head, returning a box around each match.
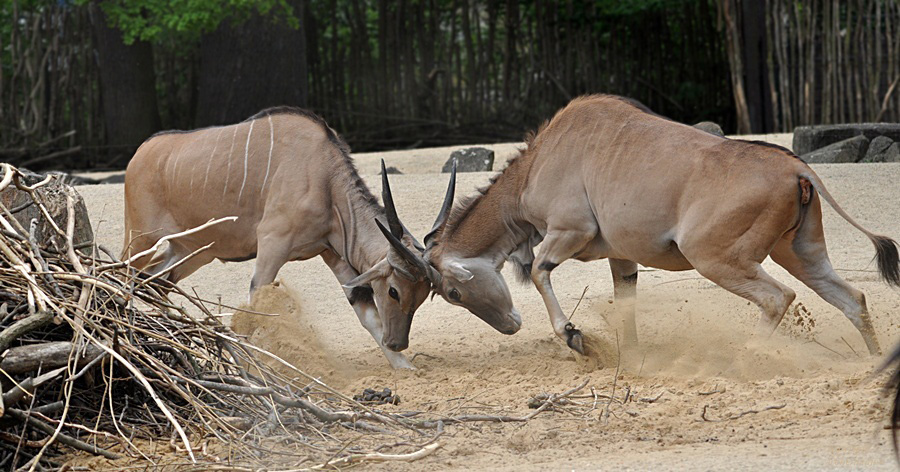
[422,161,522,335]
[344,161,434,351]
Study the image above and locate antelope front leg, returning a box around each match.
[609,258,638,345]
[531,229,595,354]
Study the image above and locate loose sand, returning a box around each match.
[75,137,900,470]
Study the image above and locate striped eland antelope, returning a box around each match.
[122,107,434,369]
[421,95,898,356]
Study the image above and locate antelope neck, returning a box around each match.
[330,182,389,275]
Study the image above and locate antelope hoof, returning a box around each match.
[565,323,585,355]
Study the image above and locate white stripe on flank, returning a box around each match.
[238,119,255,202]
[261,115,274,195]
[223,126,238,196]
[189,139,202,192]
[581,117,602,157]
[203,127,225,193]
[171,144,183,188]
[167,146,181,189]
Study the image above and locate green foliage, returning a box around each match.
[79,0,300,44]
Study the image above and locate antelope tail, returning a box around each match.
[799,170,900,287]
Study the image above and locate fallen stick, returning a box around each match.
[102,216,237,271]
[1,367,67,412]
[0,341,102,375]
[698,385,725,396]
[810,338,846,360]
[700,403,787,422]
[0,310,53,354]
[5,408,120,459]
[18,146,82,168]
[415,378,589,428]
[134,243,214,287]
[303,442,440,471]
[639,392,665,403]
[602,332,621,422]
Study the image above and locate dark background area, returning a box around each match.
[2,0,899,170]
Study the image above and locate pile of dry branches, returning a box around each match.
[0,163,442,470]
[0,163,600,471]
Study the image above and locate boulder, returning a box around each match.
[692,121,725,137]
[886,143,900,162]
[862,136,900,163]
[869,142,900,163]
[100,174,126,184]
[800,135,869,163]
[443,147,494,173]
[793,123,900,155]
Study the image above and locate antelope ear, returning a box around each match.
[447,261,474,282]
[343,259,391,289]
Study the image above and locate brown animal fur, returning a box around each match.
[426,94,898,356]
[124,108,431,369]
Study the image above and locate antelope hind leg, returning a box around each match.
[770,238,882,355]
[609,258,639,345]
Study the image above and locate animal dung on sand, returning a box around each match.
[354,387,401,405]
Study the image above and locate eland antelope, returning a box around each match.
[421,95,898,356]
[122,107,432,369]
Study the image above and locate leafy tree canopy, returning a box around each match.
[79,0,299,44]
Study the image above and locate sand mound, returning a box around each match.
[231,281,352,382]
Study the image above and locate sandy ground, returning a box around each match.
[74,138,900,470]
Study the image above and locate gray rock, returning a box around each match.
[793,123,900,155]
[801,135,869,163]
[862,136,897,163]
[878,142,900,163]
[100,174,126,184]
[693,121,725,137]
[444,147,494,173]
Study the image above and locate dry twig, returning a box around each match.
[700,403,787,422]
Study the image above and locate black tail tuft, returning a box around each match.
[873,236,900,287]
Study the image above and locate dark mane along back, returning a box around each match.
[152,106,349,154]
[247,106,352,156]
[442,94,667,240]
[252,106,379,209]
[443,146,531,238]
[150,125,220,139]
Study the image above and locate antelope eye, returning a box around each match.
[448,289,461,301]
[388,287,399,300]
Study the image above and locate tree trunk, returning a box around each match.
[721,0,752,134]
[740,0,774,133]
[88,3,161,163]
[195,0,308,126]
